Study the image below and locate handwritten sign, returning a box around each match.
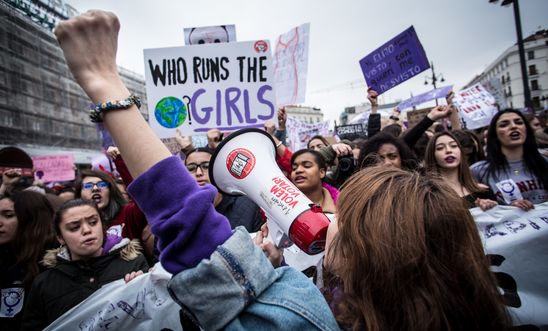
[483,78,508,109]
[359,26,430,94]
[453,83,498,130]
[286,117,330,152]
[44,264,183,331]
[31,154,75,182]
[273,23,310,106]
[397,85,453,111]
[144,41,276,138]
[472,203,548,327]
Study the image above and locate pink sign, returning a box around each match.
[32,154,75,182]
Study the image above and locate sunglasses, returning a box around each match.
[82,181,109,190]
[186,161,210,173]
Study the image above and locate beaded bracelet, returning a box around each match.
[89,94,141,123]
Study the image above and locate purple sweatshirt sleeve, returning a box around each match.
[127,156,232,274]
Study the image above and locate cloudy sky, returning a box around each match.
[68,0,547,122]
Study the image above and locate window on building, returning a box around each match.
[528,51,535,60]
[531,80,539,91]
[502,76,505,84]
[532,97,540,109]
[507,86,512,97]
[529,65,537,76]
[507,73,510,82]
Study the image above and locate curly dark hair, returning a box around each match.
[357,133,419,171]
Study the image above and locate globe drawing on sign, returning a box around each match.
[154,96,187,128]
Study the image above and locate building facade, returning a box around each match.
[284,105,324,123]
[465,29,548,111]
[0,0,148,162]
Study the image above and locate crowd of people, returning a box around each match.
[1,9,547,331]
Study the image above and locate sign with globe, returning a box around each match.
[154,96,187,128]
[144,40,277,138]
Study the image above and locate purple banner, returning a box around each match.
[397,85,453,111]
[359,26,430,94]
[96,123,114,151]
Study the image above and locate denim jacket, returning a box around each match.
[167,228,340,331]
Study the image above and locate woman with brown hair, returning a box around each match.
[424,131,497,210]
[0,190,57,331]
[324,166,510,330]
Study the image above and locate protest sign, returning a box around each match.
[286,117,330,152]
[348,111,370,125]
[471,203,548,327]
[397,85,453,111]
[482,78,508,109]
[31,154,75,182]
[44,264,182,331]
[184,24,237,45]
[273,23,310,106]
[359,26,430,94]
[144,41,276,138]
[406,107,431,128]
[335,124,367,141]
[453,83,498,130]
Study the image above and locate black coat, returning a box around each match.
[0,245,25,331]
[21,240,148,331]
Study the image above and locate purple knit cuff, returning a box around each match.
[128,156,232,274]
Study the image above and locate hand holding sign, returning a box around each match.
[367,89,379,107]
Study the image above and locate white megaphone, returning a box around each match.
[209,128,330,255]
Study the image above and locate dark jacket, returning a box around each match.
[0,245,25,331]
[21,239,148,331]
[216,194,264,233]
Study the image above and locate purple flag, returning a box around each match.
[397,85,453,111]
[359,26,430,94]
[96,123,114,151]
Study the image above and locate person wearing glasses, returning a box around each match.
[185,148,264,232]
[74,170,151,259]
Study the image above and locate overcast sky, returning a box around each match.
[68,0,547,122]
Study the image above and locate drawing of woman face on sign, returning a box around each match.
[184,25,237,45]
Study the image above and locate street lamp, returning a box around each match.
[424,61,445,105]
[489,0,532,109]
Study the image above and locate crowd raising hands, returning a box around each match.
[0,9,546,331]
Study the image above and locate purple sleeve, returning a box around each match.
[127,156,232,274]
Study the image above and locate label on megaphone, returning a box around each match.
[210,129,330,255]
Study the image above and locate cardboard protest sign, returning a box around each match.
[406,107,431,128]
[472,203,548,327]
[453,83,498,130]
[273,23,310,106]
[286,117,330,152]
[144,41,276,138]
[397,85,453,111]
[184,24,237,45]
[31,154,75,182]
[359,26,430,94]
